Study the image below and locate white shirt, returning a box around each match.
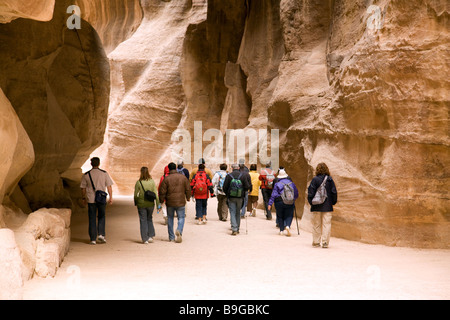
[80,168,114,203]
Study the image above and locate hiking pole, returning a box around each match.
[294,206,300,235]
[245,213,248,235]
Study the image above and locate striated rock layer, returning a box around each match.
[0,0,110,211]
[1,0,447,249]
[75,0,143,54]
[96,0,449,248]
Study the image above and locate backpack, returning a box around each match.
[217,171,226,192]
[263,169,275,189]
[193,171,208,197]
[312,176,328,205]
[280,180,295,205]
[229,173,244,197]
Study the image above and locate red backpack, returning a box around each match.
[193,171,208,198]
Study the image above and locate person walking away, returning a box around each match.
[212,163,229,221]
[259,161,276,220]
[134,167,161,244]
[247,164,261,217]
[223,163,252,235]
[189,158,213,182]
[80,157,114,245]
[238,159,252,218]
[190,164,215,224]
[307,162,338,248]
[267,168,299,237]
[177,160,190,180]
[159,162,191,243]
[158,165,170,225]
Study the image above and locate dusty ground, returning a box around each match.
[22,196,450,300]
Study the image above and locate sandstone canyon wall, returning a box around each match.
[94,0,449,248]
[0,0,448,251]
[0,0,109,296]
[0,0,110,212]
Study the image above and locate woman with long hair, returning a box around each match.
[307,163,338,248]
[134,167,161,243]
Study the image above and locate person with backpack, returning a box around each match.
[189,158,213,182]
[159,162,191,243]
[222,163,252,235]
[212,163,229,221]
[259,161,276,220]
[134,167,161,244]
[247,164,261,217]
[238,159,252,218]
[267,168,299,237]
[190,163,215,224]
[307,162,338,248]
[177,160,190,180]
[158,165,170,225]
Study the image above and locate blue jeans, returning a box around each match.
[195,198,207,219]
[274,201,294,232]
[240,191,248,217]
[137,206,155,242]
[167,206,186,241]
[228,197,243,232]
[88,203,106,241]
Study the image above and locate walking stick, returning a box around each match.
[245,213,248,235]
[294,206,300,235]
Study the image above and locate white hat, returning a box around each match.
[277,169,288,179]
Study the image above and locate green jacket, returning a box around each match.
[134,179,160,208]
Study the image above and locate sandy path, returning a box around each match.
[22,196,450,300]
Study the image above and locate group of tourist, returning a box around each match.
[80,157,338,248]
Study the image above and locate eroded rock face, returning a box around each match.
[95,0,208,193]
[0,0,55,23]
[280,0,450,248]
[75,0,143,54]
[98,0,449,248]
[0,88,34,223]
[1,0,447,249]
[0,0,110,211]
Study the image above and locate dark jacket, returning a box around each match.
[307,174,338,212]
[177,165,190,180]
[223,169,252,198]
[159,170,191,207]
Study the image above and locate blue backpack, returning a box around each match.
[216,171,227,192]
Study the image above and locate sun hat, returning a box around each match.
[277,168,288,179]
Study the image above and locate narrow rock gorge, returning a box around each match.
[0,1,448,296]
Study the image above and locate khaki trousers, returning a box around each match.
[312,212,332,245]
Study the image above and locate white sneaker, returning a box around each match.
[98,235,106,243]
[90,241,96,245]
[148,237,154,243]
[285,227,291,237]
[143,241,149,244]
